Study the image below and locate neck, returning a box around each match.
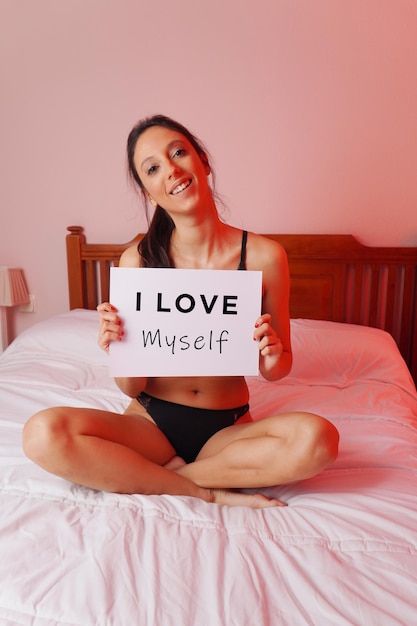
[170,218,230,269]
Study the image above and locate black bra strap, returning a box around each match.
[237,230,248,270]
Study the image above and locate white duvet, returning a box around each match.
[0,311,416,626]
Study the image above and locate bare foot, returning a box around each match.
[164,455,187,471]
[210,489,287,508]
[169,460,286,507]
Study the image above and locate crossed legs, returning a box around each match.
[23,407,339,508]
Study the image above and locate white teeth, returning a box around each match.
[171,180,191,195]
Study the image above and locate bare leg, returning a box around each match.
[22,407,289,508]
[175,412,339,498]
[23,407,211,500]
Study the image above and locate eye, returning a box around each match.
[172,147,186,159]
[147,164,159,176]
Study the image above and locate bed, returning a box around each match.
[0,226,416,626]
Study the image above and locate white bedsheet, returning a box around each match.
[0,311,416,626]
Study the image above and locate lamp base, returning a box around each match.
[1,306,9,354]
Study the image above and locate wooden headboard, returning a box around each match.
[66,225,417,383]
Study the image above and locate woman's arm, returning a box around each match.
[251,236,292,381]
[97,245,148,398]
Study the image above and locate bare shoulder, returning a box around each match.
[119,244,142,268]
[245,232,288,271]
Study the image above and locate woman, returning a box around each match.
[23,115,339,508]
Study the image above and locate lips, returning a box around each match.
[170,179,192,195]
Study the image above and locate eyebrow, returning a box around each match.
[140,139,187,172]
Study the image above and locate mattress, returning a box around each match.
[0,310,416,626]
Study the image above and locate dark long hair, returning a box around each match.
[127,114,215,267]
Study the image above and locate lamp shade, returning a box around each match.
[0,267,30,307]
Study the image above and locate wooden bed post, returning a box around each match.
[66,226,86,309]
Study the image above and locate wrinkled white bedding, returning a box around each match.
[0,311,416,626]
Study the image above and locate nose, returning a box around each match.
[167,160,181,179]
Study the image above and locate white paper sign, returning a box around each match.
[109,267,262,377]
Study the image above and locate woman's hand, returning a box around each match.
[97,303,147,396]
[97,302,123,352]
[254,313,283,359]
[253,312,290,381]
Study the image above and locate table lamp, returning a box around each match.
[0,266,30,353]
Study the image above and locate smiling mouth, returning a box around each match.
[171,179,192,195]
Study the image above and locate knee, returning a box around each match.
[300,413,339,471]
[22,408,70,466]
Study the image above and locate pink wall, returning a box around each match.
[1,0,417,338]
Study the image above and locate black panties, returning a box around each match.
[136,391,250,463]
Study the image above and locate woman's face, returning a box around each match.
[133,125,211,216]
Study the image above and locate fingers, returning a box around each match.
[254,314,283,357]
[97,303,123,351]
